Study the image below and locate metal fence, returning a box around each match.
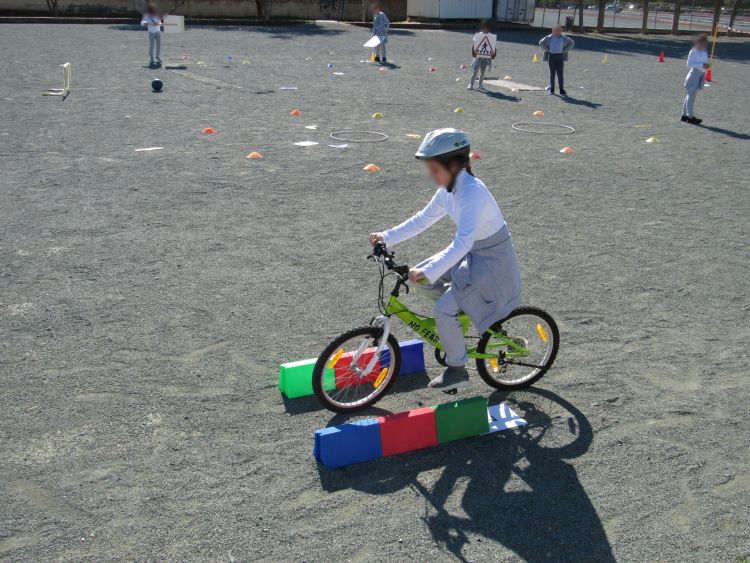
[532,3,750,33]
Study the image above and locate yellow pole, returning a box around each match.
[709,19,719,63]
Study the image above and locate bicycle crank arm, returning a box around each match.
[503,360,546,369]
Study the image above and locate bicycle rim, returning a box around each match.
[319,331,397,410]
[481,312,556,386]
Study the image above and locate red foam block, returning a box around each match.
[334,349,381,388]
[378,407,438,457]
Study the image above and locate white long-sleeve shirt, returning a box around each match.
[382,171,506,284]
[687,48,708,69]
[141,14,162,33]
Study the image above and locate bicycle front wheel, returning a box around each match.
[312,326,401,413]
[476,306,559,390]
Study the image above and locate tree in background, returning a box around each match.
[728,0,743,29]
[597,0,606,31]
[578,0,585,30]
[45,0,59,16]
[641,0,650,30]
[672,0,682,33]
[712,0,724,33]
[256,0,271,20]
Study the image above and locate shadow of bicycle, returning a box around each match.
[317,388,614,562]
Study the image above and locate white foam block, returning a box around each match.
[163,15,184,33]
[487,403,527,433]
[483,79,544,92]
[364,36,382,48]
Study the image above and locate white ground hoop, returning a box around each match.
[330,130,389,143]
[43,63,72,97]
[511,122,575,135]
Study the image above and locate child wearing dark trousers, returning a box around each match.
[538,25,574,95]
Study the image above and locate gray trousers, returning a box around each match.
[682,68,704,118]
[413,268,468,367]
[375,40,387,61]
[149,32,161,62]
[682,88,699,117]
[548,53,564,91]
[470,58,491,87]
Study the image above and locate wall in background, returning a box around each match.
[1,0,408,21]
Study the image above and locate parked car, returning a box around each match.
[606,3,624,11]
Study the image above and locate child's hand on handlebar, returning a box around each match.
[408,268,426,284]
[369,232,385,246]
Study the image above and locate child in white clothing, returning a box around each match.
[141,2,163,68]
[682,34,710,125]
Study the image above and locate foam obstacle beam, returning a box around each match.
[433,396,490,443]
[279,359,335,399]
[314,397,528,469]
[313,419,382,468]
[279,339,424,399]
[378,407,437,456]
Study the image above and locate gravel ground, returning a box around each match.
[1,22,749,562]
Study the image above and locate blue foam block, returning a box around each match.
[314,418,382,468]
[399,339,425,375]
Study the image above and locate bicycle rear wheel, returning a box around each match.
[312,326,401,413]
[476,306,559,390]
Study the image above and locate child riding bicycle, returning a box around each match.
[369,128,522,392]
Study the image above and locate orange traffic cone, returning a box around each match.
[246,151,263,159]
[658,51,665,63]
[290,109,302,116]
[363,163,381,172]
[202,127,216,134]
[705,68,712,82]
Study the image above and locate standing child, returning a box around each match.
[141,2,163,68]
[538,25,574,95]
[468,20,496,91]
[682,34,710,125]
[371,4,390,63]
[369,128,523,391]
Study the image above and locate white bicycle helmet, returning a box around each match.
[415,128,471,160]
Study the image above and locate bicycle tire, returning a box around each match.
[475,306,559,390]
[313,326,402,413]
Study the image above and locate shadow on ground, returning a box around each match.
[698,123,750,139]
[316,388,614,562]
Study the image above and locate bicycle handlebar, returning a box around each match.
[370,242,410,279]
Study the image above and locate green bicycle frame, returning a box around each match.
[383,294,530,360]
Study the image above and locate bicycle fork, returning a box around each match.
[349,315,392,378]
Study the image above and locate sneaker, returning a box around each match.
[428,366,470,391]
[382,58,387,63]
[560,89,568,95]
[687,116,702,125]
[374,57,381,63]
[681,115,689,122]
[478,84,486,91]
[467,83,474,90]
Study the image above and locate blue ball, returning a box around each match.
[151,78,163,92]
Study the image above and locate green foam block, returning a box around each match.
[433,396,490,444]
[279,359,334,399]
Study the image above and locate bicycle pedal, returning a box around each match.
[442,388,458,395]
